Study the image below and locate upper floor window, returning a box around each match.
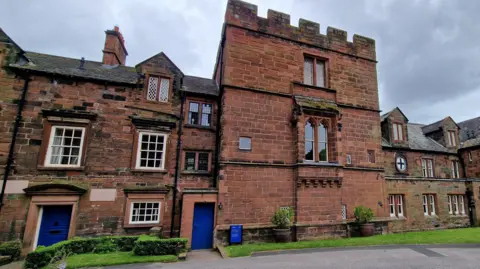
[469,151,473,162]
[303,56,326,87]
[451,160,460,178]
[45,126,86,167]
[389,194,404,218]
[392,123,403,141]
[422,194,436,216]
[188,102,212,127]
[135,132,167,170]
[367,150,375,163]
[421,158,434,178]
[147,76,170,102]
[184,151,210,172]
[304,120,328,162]
[447,130,456,146]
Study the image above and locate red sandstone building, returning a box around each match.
[0,0,479,253]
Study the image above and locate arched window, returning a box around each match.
[318,123,328,161]
[305,121,314,161]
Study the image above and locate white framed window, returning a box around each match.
[422,194,436,216]
[392,123,403,141]
[146,76,170,102]
[447,130,456,146]
[389,195,404,217]
[45,126,86,167]
[451,160,460,178]
[448,194,466,215]
[468,151,473,162]
[421,159,434,178]
[318,123,328,162]
[136,132,167,170]
[129,201,161,224]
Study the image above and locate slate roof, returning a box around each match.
[458,116,480,148]
[294,95,339,112]
[383,123,455,153]
[421,118,444,134]
[182,75,219,96]
[9,52,139,84]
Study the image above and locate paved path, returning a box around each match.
[97,245,480,269]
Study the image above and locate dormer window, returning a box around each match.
[392,123,404,141]
[146,76,170,102]
[447,130,456,146]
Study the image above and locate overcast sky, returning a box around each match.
[1,0,480,123]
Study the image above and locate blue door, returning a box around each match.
[37,205,72,247]
[191,203,215,250]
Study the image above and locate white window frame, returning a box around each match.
[421,159,434,178]
[448,131,456,146]
[135,132,168,170]
[469,151,473,162]
[423,194,436,216]
[451,161,460,179]
[448,194,466,216]
[318,123,328,162]
[389,195,404,218]
[146,76,170,102]
[239,137,252,150]
[393,123,403,141]
[129,201,161,225]
[45,126,86,168]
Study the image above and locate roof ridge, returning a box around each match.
[185,75,214,81]
[458,115,480,125]
[25,51,136,69]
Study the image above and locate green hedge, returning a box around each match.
[133,236,187,256]
[0,240,21,259]
[24,236,139,269]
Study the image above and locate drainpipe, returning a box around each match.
[0,76,30,212]
[213,24,226,188]
[170,88,186,238]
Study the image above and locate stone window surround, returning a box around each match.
[421,158,434,178]
[303,54,329,88]
[388,194,404,218]
[422,194,436,216]
[124,193,166,228]
[185,99,214,127]
[303,117,333,163]
[392,122,404,141]
[144,73,173,104]
[447,130,457,147]
[447,194,466,216]
[37,117,91,171]
[182,150,213,173]
[451,160,460,179]
[132,131,168,172]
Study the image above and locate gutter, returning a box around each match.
[170,88,186,237]
[213,24,226,188]
[0,76,30,212]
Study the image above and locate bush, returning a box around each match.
[271,207,294,229]
[0,240,21,259]
[24,236,139,268]
[354,206,374,224]
[133,236,187,256]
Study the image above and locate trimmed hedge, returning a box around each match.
[0,240,21,259]
[133,236,187,256]
[24,236,139,268]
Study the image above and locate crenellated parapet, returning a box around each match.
[225,0,376,61]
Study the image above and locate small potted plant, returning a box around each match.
[271,207,294,243]
[354,205,375,237]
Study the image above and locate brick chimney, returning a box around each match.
[102,26,128,66]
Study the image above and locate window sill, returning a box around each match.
[293,81,336,93]
[448,214,468,218]
[123,223,162,229]
[37,165,85,171]
[184,124,215,131]
[130,169,168,174]
[389,216,407,221]
[299,161,341,167]
[181,171,212,176]
[144,100,170,105]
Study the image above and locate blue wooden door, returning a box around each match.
[191,203,214,250]
[37,205,72,247]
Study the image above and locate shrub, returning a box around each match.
[133,236,187,256]
[0,240,21,259]
[271,207,294,229]
[24,236,139,268]
[354,206,374,224]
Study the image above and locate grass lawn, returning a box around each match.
[226,228,480,257]
[47,252,178,269]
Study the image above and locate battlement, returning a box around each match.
[225,0,376,61]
